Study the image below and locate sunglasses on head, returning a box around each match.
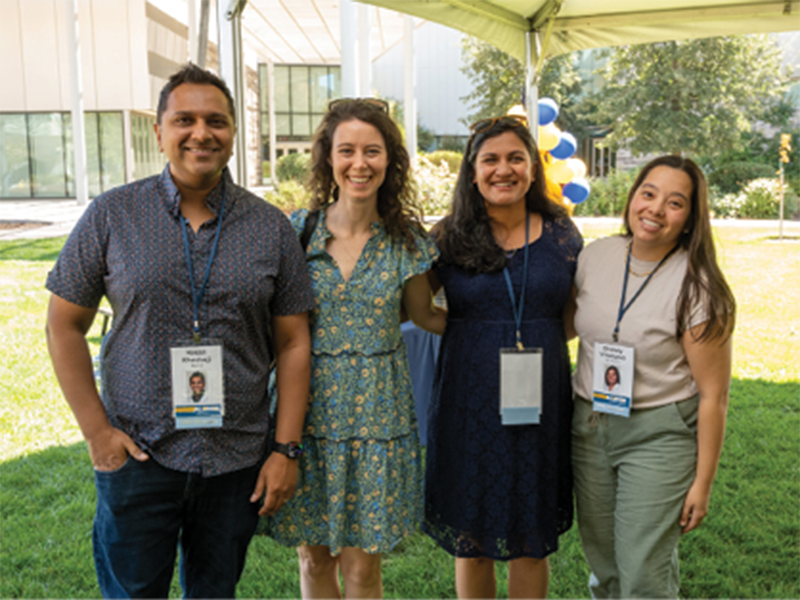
[328,97,390,113]
[469,114,528,136]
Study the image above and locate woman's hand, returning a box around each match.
[680,479,711,533]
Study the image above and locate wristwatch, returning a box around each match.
[273,441,304,459]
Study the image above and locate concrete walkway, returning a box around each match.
[0,200,89,241]
[1,198,798,242]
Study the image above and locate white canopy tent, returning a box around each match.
[353,1,799,61]
[353,0,800,134]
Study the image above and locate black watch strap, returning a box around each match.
[273,441,304,459]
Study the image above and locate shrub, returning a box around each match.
[572,168,639,217]
[707,161,776,195]
[264,180,311,213]
[275,152,312,184]
[414,154,457,216]
[711,178,799,219]
[423,150,463,174]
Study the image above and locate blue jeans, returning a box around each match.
[93,458,261,598]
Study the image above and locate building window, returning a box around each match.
[258,64,341,183]
[0,114,32,198]
[131,113,166,181]
[0,111,126,199]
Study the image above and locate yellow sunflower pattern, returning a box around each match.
[266,209,437,555]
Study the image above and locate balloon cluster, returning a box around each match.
[536,98,590,205]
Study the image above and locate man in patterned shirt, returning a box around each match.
[45,64,315,598]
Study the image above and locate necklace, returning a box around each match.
[625,240,673,277]
[628,265,654,277]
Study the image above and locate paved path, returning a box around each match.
[1,199,798,241]
[0,200,89,241]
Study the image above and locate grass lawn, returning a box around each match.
[1,221,798,598]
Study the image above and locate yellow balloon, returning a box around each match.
[538,124,560,152]
[544,176,563,202]
[566,157,587,178]
[549,159,575,184]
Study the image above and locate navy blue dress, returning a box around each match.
[423,215,582,560]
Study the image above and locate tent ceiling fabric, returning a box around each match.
[241,0,414,64]
[354,0,800,62]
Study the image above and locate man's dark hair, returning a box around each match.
[157,63,235,124]
[189,372,205,383]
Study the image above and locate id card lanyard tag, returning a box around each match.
[592,342,634,417]
[498,212,543,426]
[171,341,225,429]
[170,181,227,429]
[500,348,543,425]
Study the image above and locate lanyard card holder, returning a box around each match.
[592,341,634,417]
[500,347,543,425]
[170,339,225,429]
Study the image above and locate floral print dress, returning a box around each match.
[267,209,437,555]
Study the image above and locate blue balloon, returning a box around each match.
[550,132,577,160]
[563,178,590,204]
[538,98,559,126]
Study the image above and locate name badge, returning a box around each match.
[500,347,543,425]
[592,341,634,417]
[170,342,225,429]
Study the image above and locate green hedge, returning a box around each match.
[275,152,312,184]
[707,161,777,195]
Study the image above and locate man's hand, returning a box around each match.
[87,425,149,472]
[250,452,299,516]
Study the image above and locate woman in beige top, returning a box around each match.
[565,155,736,598]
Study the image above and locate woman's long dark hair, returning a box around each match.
[433,119,566,273]
[623,155,736,342]
[308,99,424,250]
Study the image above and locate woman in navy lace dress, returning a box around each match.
[424,115,582,598]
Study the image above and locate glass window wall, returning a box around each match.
[131,113,166,181]
[258,64,341,184]
[0,111,127,199]
[0,114,31,198]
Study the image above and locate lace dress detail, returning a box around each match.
[423,215,582,560]
[267,209,437,555]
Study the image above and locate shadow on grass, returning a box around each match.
[0,237,67,262]
[1,378,797,599]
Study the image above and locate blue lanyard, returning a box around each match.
[613,240,678,342]
[179,180,227,344]
[502,211,530,351]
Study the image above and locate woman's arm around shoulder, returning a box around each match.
[679,324,733,533]
[403,271,447,336]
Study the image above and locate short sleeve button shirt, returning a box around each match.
[46,167,315,476]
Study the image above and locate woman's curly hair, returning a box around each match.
[307,99,424,250]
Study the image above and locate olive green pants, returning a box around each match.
[572,395,699,599]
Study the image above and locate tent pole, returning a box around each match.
[403,16,417,165]
[219,0,248,185]
[268,60,277,186]
[358,4,371,96]
[525,30,539,142]
[66,0,88,206]
[341,0,358,97]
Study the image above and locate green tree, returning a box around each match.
[595,35,792,157]
[459,36,587,135]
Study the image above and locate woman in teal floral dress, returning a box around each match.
[268,98,446,598]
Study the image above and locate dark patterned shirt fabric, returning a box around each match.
[46,166,315,476]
